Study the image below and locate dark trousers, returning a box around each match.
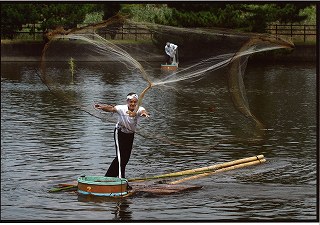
[165,54,172,64]
[105,128,134,178]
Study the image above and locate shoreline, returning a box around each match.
[1,41,316,63]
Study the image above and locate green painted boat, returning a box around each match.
[77,176,129,197]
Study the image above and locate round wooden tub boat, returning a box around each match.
[161,63,178,71]
[77,176,129,197]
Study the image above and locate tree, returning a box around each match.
[273,3,310,23]
[1,3,42,38]
[101,3,122,39]
[165,3,313,32]
[120,4,173,24]
[38,4,95,30]
[1,3,95,39]
[101,3,121,20]
[299,5,316,24]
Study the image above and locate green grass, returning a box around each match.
[293,40,316,46]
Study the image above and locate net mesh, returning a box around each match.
[38,14,294,148]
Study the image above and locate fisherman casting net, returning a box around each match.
[39,15,294,149]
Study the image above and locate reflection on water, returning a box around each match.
[77,195,133,220]
[1,61,317,221]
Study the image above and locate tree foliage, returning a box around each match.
[1,3,95,39]
[101,3,121,20]
[1,2,124,39]
[1,2,315,39]
[1,4,42,38]
[40,4,95,30]
[99,3,122,39]
[299,5,316,24]
[121,4,173,24]
[165,3,314,32]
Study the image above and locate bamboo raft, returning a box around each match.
[49,155,266,196]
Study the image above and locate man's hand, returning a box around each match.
[126,110,149,118]
[141,111,150,118]
[127,111,137,117]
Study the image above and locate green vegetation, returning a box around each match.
[127,3,316,30]
[83,11,104,25]
[121,4,173,24]
[125,3,314,32]
[68,57,75,84]
[1,3,95,38]
[299,5,316,24]
[1,3,316,39]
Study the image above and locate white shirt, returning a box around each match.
[165,43,178,58]
[114,105,146,133]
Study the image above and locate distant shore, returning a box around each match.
[1,40,316,63]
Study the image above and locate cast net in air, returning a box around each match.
[39,14,294,149]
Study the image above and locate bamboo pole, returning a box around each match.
[129,155,264,182]
[169,158,266,185]
[48,185,77,193]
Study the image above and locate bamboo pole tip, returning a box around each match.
[260,158,267,163]
[257,154,264,159]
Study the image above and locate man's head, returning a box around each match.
[126,93,138,111]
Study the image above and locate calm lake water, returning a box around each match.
[1,60,318,221]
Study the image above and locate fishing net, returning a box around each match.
[39,14,294,149]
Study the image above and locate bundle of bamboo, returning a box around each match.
[129,155,266,183]
[169,157,266,185]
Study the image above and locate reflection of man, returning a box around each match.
[165,42,178,64]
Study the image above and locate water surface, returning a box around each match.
[1,61,317,221]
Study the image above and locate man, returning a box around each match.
[94,93,149,180]
[165,42,178,64]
